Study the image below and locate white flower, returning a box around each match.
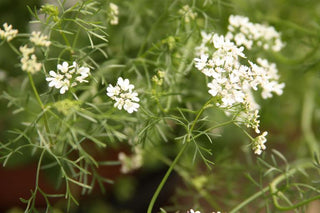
[20,45,35,57]
[187,209,201,213]
[118,147,143,173]
[46,61,90,94]
[60,79,70,94]
[194,17,285,155]
[106,77,140,113]
[20,54,42,74]
[107,84,121,97]
[201,31,213,43]
[273,38,285,52]
[75,65,90,83]
[252,131,268,155]
[195,33,249,108]
[117,77,134,91]
[212,34,225,49]
[46,71,64,88]
[19,45,42,74]
[77,66,90,77]
[58,62,69,73]
[109,3,119,25]
[194,31,284,109]
[251,58,285,99]
[0,23,18,42]
[124,99,140,113]
[227,15,284,51]
[194,54,208,70]
[30,31,51,47]
[208,80,221,97]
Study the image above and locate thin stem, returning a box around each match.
[28,73,44,108]
[188,98,213,142]
[234,123,254,141]
[269,161,320,210]
[230,160,318,212]
[147,98,214,212]
[137,1,170,57]
[27,148,46,211]
[28,73,52,144]
[192,119,235,140]
[229,186,269,213]
[151,146,221,209]
[147,142,188,213]
[59,24,71,48]
[35,149,46,192]
[8,42,21,55]
[301,75,320,157]
[150,119,236,210]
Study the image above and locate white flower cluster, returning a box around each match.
[19,45,42,74]
[195,33,284,109]
[18,31,51,74]
[0,23,18,42]
[194,15,285,155]
[226,15,285,51]
[118,147,143,174]
[178,5,197,23]
[252,131,268,155]
[109,3,119,25]
[46,62,90,94]
[107,77,140,113]
[30,31,51,47]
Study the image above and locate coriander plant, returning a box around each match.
[1,0,320,212]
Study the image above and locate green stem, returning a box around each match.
[147,143,188,213]
[35,149,46,192]
[151,119,236,210]
[7,42,21,55]
[234,123,255,141]
[59,25,71,48]
[188,98,213,142]
[137,3,169,57]
[230,160,318,212]
[301,75,319,157]
[229,186,269,213]
[28,73,44,108]
[269,161,320,210]
[164,35,194,113]
[147,98,214,212]
[151,147,221,209]
[28,73,52,144]
[27,148,46,211]
[192,119,235,140]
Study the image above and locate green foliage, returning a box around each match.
[0,0,320,212]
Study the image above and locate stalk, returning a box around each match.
[301,75,320,157]
[148,98,214,212]
[147,142,188,213]
[28,73,52,144]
